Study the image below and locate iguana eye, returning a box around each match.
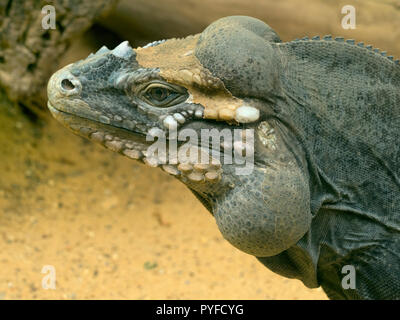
[140,82,188,107]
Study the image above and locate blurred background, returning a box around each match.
[0,0,399,299]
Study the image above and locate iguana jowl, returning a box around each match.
[47,16,400,299]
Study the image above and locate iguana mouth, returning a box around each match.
[47,101,150,160]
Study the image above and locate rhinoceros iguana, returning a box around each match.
[47,16,400,299]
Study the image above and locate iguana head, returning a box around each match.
[47,16,311,257]
[47,15,282,189]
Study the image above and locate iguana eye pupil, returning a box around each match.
[148,87,169,101]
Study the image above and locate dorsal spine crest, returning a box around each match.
[289,35,398,66]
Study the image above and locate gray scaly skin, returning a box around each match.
[47,16,400,299]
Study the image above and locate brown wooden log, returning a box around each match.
[0,0,118,111]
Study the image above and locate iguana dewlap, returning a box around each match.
[47,16,400,299]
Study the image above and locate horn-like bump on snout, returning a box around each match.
[95,45,110,55]
[111,41,133,59]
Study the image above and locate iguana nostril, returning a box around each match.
[61,79,76,91]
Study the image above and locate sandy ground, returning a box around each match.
[0,93,327,300]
